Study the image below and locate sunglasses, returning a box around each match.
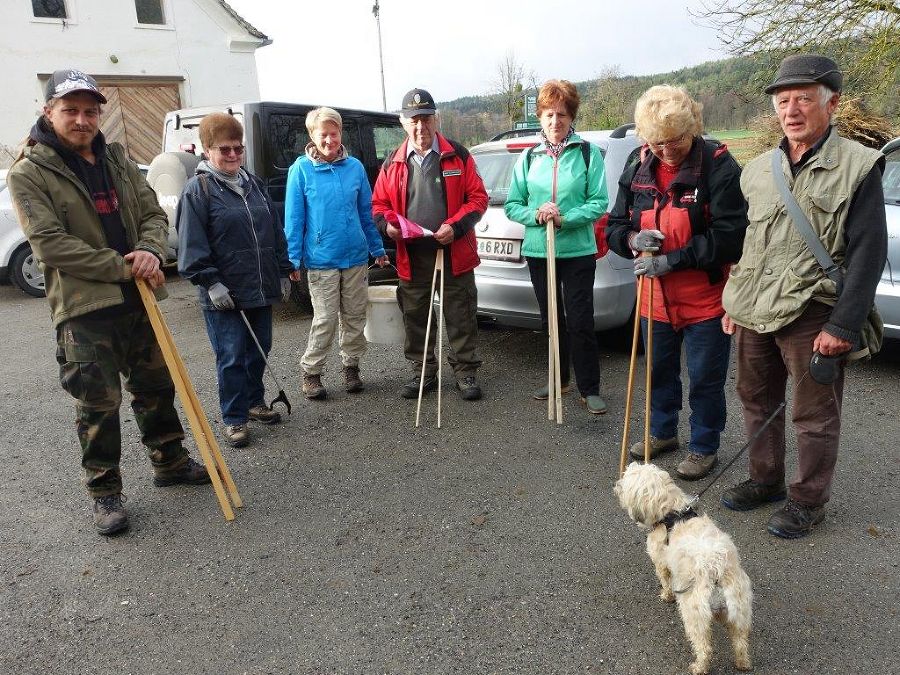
[212,144,245,156]
[648,134,687,151]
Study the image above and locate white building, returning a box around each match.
[0,0,270,167]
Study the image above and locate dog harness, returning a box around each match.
[656,506,700,544]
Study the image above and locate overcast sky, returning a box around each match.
[224,0,730,111]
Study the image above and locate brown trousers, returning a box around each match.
[734,302,845,506]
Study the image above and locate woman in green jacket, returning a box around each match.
[505,80,609,414]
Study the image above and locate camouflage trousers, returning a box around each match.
[55,310,187,497]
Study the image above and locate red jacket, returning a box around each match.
[372,133,487,281]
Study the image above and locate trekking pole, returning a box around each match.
[236,309,292,415]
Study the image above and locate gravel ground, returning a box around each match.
[0,276,897,675]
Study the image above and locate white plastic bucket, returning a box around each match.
[364,285,405,345]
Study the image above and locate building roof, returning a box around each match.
[216,0,269,43]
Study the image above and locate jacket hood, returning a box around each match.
[28,115,108,163]
[304,142,349,165]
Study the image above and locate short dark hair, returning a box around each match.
[537,80,580,118]
[199,113,243,150]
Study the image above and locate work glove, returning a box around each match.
[628,229,665,252]
[633,254,673,278]
[280,278,292,302]
[208,282,235,310]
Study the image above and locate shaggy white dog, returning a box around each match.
[614,462,753,675]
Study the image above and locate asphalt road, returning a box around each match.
[0,276,897,675]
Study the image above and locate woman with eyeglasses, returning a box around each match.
[606,85,748,480]
[177,112,293,448]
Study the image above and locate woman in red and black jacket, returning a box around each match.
[606,85,748,480]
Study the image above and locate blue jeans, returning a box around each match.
[641,316,730,455]
[203,306,272,425]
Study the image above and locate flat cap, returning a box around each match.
[765,54,842,94]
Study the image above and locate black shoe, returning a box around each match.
[153,458,212,487]
[401,374,437,399]
[344,366,364,394]
[721,479,787,511]
[456,375,482,401]
[767,500,825,539]
[92,493,129,536]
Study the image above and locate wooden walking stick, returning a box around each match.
[135,279,242,520]
[619,274,645,476]
[643,275,655,464]
[415,248,444,428]
[546,224,563,424]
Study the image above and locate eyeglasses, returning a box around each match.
[648,134,687,151]
[212,144,245,156]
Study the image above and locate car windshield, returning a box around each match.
[883,147,900,204]
[473,150,526,206]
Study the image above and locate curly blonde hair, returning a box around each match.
[634,85,703,143]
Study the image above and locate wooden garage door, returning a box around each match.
[100,84,180,164]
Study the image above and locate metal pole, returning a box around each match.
[373,0,387,112]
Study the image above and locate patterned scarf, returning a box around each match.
[541,126,574,158]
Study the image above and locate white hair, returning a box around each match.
[770,83,836,111]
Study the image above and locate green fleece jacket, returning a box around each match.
[7,141,168,327]
[504,133,608,258]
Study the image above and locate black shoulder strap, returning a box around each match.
[447,139,471,164]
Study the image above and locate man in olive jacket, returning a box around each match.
[7,69,210,536]
[720,55,887,539]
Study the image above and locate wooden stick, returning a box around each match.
[619,275,644,476]
[135,279,241,520]
[415,249,441,428]
[546,226,555,421]
[550,229,563,424]
[644,276,654,464]
[437,249,444,429]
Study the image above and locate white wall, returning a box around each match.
[0,0,263,164]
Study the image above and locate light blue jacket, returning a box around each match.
[284,148,385,270]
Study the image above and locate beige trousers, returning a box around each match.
[301,265,368,374]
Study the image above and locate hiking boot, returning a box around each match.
[248,405,281,424]
[767,500,825,539]
[92,493,129,536]
[224,423,249,448]
[456,375,482,401]
[532,381,571,400]
[303,372,327,400]
[344,366,364,394]
[676,452,718,480]
[580,395,608,415]
[153,458,212,487]
[721,479,787,511]
[630,436,679,460]
[400,374,437,399]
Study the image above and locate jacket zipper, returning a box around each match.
[240,181,265,302]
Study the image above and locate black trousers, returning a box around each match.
[527,255,600,396]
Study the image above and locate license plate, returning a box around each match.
[477,237,521,262]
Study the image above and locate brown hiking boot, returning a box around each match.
[92,493,129,536]
[629,436,679,460]
[344,366,364,393]
[153,458,212,487]
[248,405,281,424]
[223,423,249,448]
[303,372,327,400]
[767,500,825,539]
[676,452,718,480]
[721,479,787,512]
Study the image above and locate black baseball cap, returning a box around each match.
[45,69,107,104]
[765,54,843,94]
[400,88,436,118]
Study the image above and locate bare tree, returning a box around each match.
[581,65,635,130]
[695,0,900,102]
[494,51,528,127]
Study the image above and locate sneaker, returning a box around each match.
[344,366,364,394]
[456,375,482,401]
[767,500,825,539]
[676,452,718,480]
[224,423,249,448]
[532,382,571,400]
[400,374,437,399]
[721,479,787,512]
[248,405,281,424]
[153,458,212,487]
[92,493,129,536]
[629,436,679,460]
[580,394,608,415]
[302,372,327,400]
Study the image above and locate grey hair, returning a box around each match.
[770,84,836,110]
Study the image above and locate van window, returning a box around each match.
[267,113,359,171]
[373,123,408,163]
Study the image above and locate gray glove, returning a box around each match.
[208,282,235,310]
[280,278,292,303]
[628,229,665,252]
[633,255,673,278]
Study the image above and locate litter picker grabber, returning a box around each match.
[546,223,563,424]
[237,309,292,415]
[135,279,242,520]
[416,248,445,428]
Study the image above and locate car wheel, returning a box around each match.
[9,244,45,298]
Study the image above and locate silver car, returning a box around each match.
[877,138,900,340]
[0,169,45,297]
[469,127,640,330]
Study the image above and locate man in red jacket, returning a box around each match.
[372,88,488,400]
